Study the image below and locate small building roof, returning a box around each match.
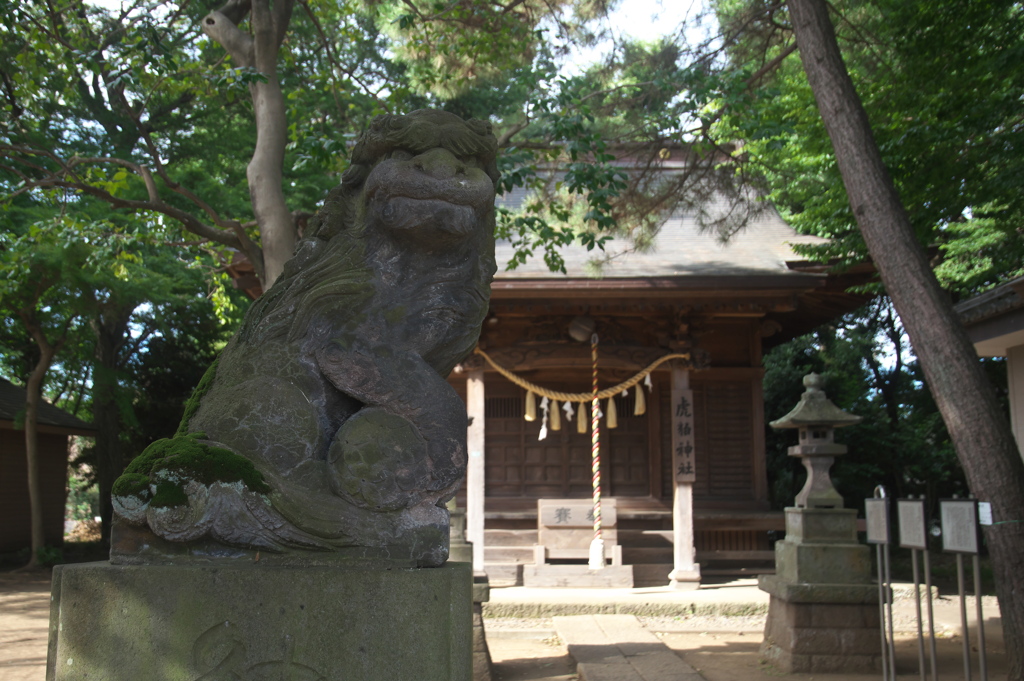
[955,275,1024,357]
[0,378,96,436]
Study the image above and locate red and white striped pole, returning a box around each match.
[588,332,605,570]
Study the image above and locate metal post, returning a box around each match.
[973,554,988,681]
[883,540,897,681]
[957,553,971,681]
[876,541,890,681]
[923,548,939,681]
[911,548,926,681]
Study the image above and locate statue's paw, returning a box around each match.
[144,476,332,552]
[144,472,214,542]
[327,407,430,511]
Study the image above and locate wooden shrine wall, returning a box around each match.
[658,370,766,507]
[481,372,655,499]
[464,366,766,507]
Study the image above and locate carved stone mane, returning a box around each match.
[111,110,498,567]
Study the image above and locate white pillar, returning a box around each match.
[668,365,701,589]
[1007,345,1024,460]
[466,369,486,572]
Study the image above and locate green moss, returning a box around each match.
[175,357,220,437]
[150,480,189,508]
[123,439,177,477]
[112,473,150,499]
[112,430,272,507]
[156,444,271,494]
[384,305,407,325]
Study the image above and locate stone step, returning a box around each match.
[553,614,705,681]
[523,564,634,588]
[484,564,523,587]
[632,564,672,588]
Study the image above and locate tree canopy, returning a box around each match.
[712,0,1024,296]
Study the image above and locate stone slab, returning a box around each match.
[758,574,879,605]
[46,560,472,681]
[523,565,633,588]
[774,539,872,585]
[554,615,704,681]
[784,507,859,544]
[760,594,881,674]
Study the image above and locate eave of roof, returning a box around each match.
[491,271,827,299]
[0,378,96,435]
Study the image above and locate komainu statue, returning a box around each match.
[111,110,498,567]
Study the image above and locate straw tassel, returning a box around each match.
[634,382,646,416]
[538,396,550,440]
[577,402,587,433]
[606,396,618,429]
[551,400,561,431]
[525,390,537,422]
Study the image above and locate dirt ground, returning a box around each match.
[0,570,51,681]
[486,628,1007,681]
[3,569,1006,681]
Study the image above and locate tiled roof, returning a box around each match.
[494,192,825,281]
[955,275,1024,326]
[0,378,96,434]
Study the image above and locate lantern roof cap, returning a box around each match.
[769,373,862,429]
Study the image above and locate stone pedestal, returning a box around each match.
[46,560,472,681]
[758,507,880,673]
[448,508,493,681]
[471,573,493,681]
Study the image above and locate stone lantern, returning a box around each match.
[758,373,880,674]
[769,372,862,509]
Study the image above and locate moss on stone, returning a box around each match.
[111,473,150,499]
[151,480,189,508]
[112,431,271,507]
[157,442,271,493]
[123,438,177,477]
[175,358,220,437]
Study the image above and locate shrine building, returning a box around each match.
[449,197,868,587]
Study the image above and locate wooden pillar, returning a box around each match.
[466,369,486,572]
[668,364,701,589]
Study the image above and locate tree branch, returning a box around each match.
[202,10,254,66]
[497,120,530,148]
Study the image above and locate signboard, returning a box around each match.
[978,501,993,526]
[897,499,927,550]
[940,499,979,554]
[671,387,696,483]
[865,497,890,544]
[538,499,617,528]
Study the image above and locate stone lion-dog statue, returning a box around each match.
[111,110,497,567]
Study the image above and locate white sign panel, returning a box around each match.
[865,498,890,544]
[671,388,696,483]
[978,501,993,526]
[940,499,979,554]
[897,499,927,550]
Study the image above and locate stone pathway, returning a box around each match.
[553,614,705,681]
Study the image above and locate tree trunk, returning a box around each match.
[787,0,1024,675]
[202,0,296,290]
[92,304,133,541]
[21,323,57,569]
